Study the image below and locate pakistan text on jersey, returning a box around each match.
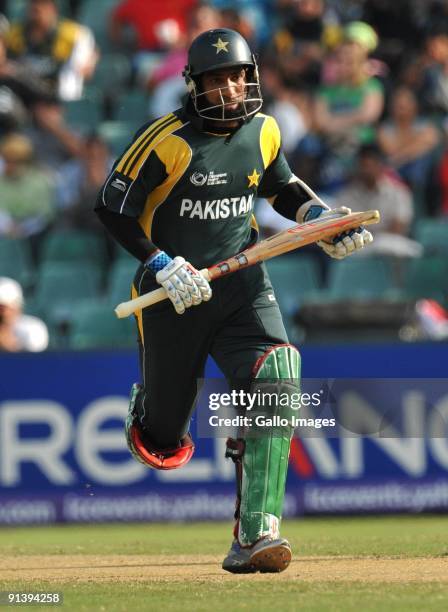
[180,194,254,219]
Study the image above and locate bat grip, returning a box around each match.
[114,268,210,318]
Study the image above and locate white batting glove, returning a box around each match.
[302,203,373,259]
[156,256,212,315]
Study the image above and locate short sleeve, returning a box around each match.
[258,150,293,199]
[257,115,293,198]
[96,147,167,217]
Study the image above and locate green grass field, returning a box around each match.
[1,516,447,611]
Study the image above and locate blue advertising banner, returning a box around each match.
[0,344,447,524]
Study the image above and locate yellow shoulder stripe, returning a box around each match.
[116,113,176,176]
[259,115,281,169]
[139,134,192,239]
[127,117,184,180]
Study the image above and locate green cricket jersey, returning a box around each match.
[99,109,293,269]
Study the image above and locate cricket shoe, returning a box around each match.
[125,383,194,470]
[222,537,292,574]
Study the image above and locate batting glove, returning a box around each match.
[302,203,373,260]
[146,252,212,315]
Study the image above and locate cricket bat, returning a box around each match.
[115,209,380,318]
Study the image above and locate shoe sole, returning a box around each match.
[250,543,292,573]
[222,562,258,574]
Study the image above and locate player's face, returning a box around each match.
[28,0,58,28]
[201,67,247,113]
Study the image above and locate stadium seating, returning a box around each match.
[69,301,135,349]
[106,258,138,305]
[39,229,108,266]
[38,260,103,287]
[78,0,121,51]
[266,255,321,341]
[115,91,150,123]
[97,121,138,156]
[33,262,102,325]
[5,0,27,21]
[0,238,33,288]
[266,256,321,313]
[91,53,132,92]
[414,218,448,255]
[403,256,448,303]
[64,96,102,131]
[326,256,395,300]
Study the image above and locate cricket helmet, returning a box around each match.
[183,28,263,122]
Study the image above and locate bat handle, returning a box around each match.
[115,268,211,318]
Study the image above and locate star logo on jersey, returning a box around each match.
[247,168,261,188]
[212,37,229,54]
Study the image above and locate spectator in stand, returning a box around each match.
[110,0,197,51]
[0,133,55,253]
[419,21,448,116]
[55,133,113,232]
[0,20,56,136]
[261,63,308,157]
[324,0,363,22]
[5,0,97,101]
[147,5,221,119]
[25,101,83,169]
[313,21,384,193]
[269,0,326,89]
[335,144,418,256]
[0,2,83,168]
[361,0,422,78]
[209,0,272,48]
[0,276,48,352]
[147,4,221,91]
[426,118,448,217]
[220,7,255,49]
[110,0,197,52]
[377,86,439,190]
[110,0,197,82]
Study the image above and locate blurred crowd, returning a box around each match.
[1,0,448,350]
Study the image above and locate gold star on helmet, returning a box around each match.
[212,37,229,54]
[247,169,261,188]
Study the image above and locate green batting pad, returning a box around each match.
[239,345,301,545]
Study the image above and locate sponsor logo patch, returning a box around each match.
[111,177,128,192]
[190,170,229,186]
[190,171,208,186]
[207,171,228,185]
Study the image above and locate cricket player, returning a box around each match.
[95,28,372,573]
